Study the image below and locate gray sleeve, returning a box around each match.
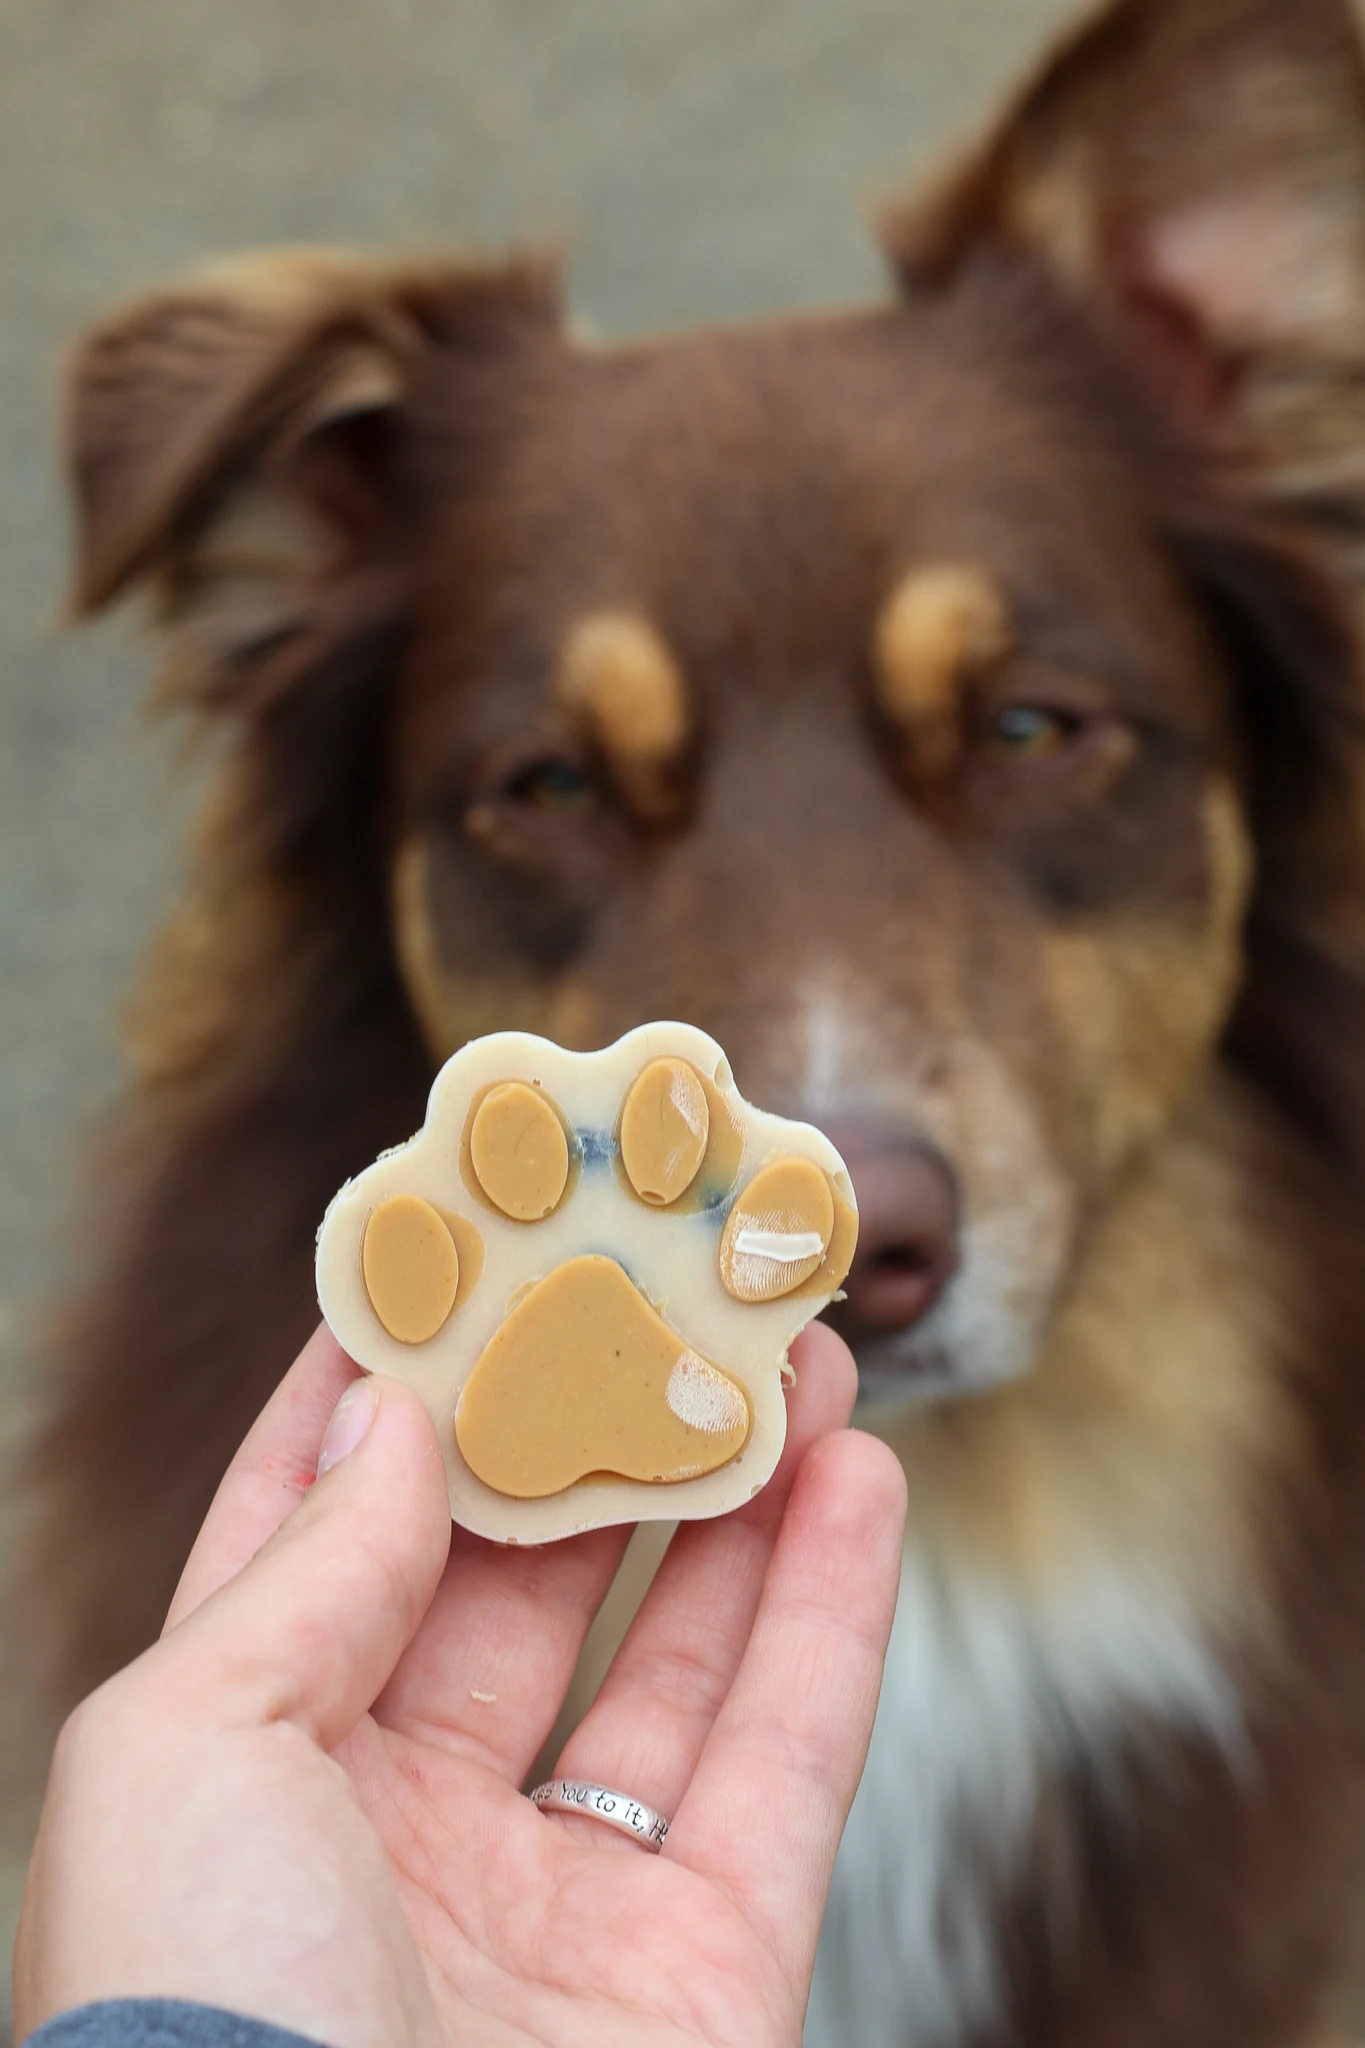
[22,2000,331,2048]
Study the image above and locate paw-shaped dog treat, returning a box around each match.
[315,1024,857,1542]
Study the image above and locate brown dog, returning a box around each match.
[22,0,1365,2039]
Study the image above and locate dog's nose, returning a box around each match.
[820,1125,959,1342]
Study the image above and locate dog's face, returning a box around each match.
[64,0,1365,1414]
[387,279,1252,1406]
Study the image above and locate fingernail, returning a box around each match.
[317,1378,380,1477]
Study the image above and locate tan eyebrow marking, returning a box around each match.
[874,565,1011,771]
[555,611,690,819]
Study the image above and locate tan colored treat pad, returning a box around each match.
[316,1023,857,1542]
[620,1057,709,1205]
[468,1081,569,1220]
[456,1255,751,1495]
[362,1195,459,1344]
[719,1157,835,1302]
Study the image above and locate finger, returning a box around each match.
[372,1325,853,1786]
[555,1322,858,1829]
[166,1322,359,1629]
[666,1429,906,1986]
[158,1374,452,1750]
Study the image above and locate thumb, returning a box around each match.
[160,1374,452,1750]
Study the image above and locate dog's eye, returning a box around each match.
[503,757,600,813]
[988,704,1085,761]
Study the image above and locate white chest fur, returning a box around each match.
[804,1533,1244,2048]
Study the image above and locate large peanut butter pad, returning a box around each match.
[315,1023,857,1542]
[456,1255,751,1496]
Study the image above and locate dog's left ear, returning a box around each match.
[885,0,1365,571]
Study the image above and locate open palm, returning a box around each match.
[16,1322,905,2048]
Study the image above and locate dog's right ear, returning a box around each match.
[882,0,1365,576]
[64,248,560,706]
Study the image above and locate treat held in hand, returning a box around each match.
[315,1022,856,1541]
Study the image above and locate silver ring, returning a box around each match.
[529,1777,670,1851]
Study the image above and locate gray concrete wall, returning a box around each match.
[0,0,1079,2011]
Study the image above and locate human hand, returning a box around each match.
[14,1319,906,2048]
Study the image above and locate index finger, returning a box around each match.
[164,1321,359,1630]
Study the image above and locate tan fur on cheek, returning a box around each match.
[555,611,690,820]
[885,1081,1303,1657]
[874,564,1011,772]
[391,836,474,1060]
[390,836,560,1061]
[1202,774,1257,948]
[1039,775,1254,1171]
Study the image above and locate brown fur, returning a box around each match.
[17,0,1365,2040]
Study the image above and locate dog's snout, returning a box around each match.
[821,1126,959,1343]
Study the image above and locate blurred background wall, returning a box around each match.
[0,0,1080,2008]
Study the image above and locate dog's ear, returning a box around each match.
[64,248,559,706]
[885,0,1365,575]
